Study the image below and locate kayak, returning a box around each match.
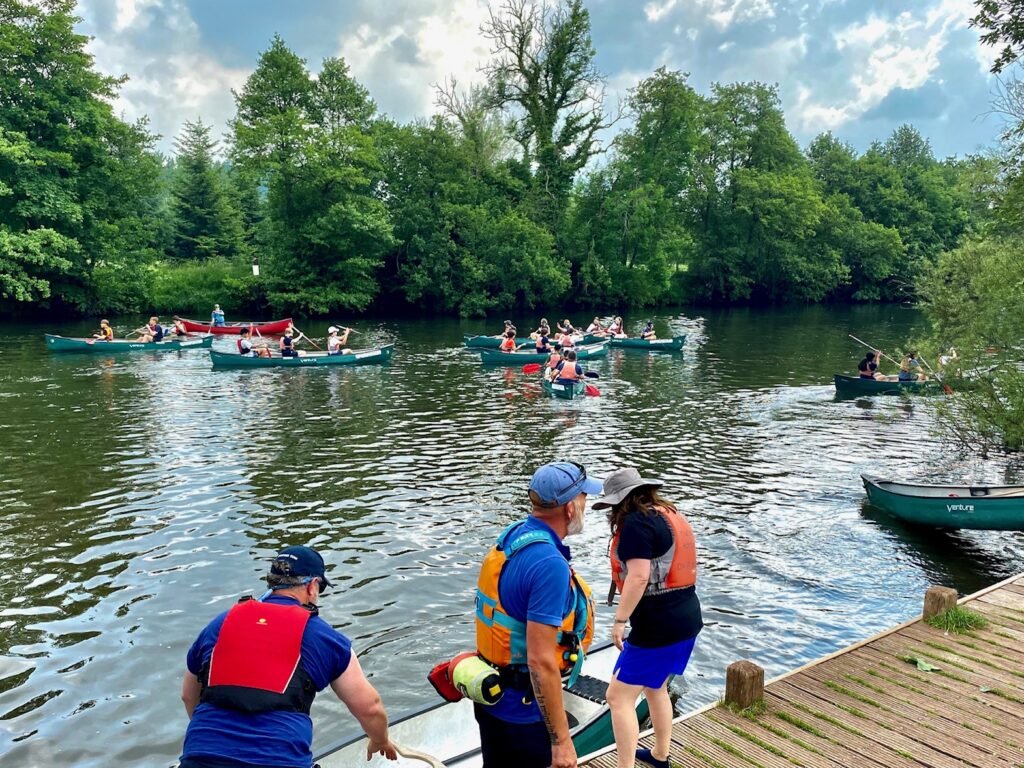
[179,317,293,335]
[210,345,394,368]
[478,341,609,364]
[44,334,213,352]
[608,335,686,351]
[313,642,645,768]
[833,374,938,397]
[542,378,587,400]
[862,475,1024,530]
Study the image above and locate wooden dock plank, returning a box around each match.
[581,575,1024,768]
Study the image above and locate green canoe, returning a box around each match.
[210,345,394,368]
[478,341,608,364]
[862,475,1024,530]
[608,334,686,351]
[313,641,645,767]
[833,374,938,397]
[44,334,213,352]
[542,378,587,400]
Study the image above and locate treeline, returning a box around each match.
[0,0,1001,318]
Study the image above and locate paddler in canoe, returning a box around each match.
[326,326,352,356]
[555,325,576,350]
[137,316,165,343]
[607,316,625,337]
[530,318,551,341]
[93,319,114,341]
[585,316,604,334]
[172,316,189,338]
[639,321,657,341]
[897,352,928,382]
[210,304,226,327]
[237,327,272,358]
[279,326,303,357]
[552,349,584,386]
[498,329,518,352]
[534,327,553,355]
[542,346,563,380]
[857,350,883,380]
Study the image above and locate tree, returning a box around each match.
[481,0,615,233]
[169,119,246,260]
[971,0,1024,73]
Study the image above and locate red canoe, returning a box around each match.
[179,317,293,335]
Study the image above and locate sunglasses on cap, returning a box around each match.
[528,461,588,508]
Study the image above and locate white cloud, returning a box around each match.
[646,0,775,29]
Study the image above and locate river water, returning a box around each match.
[1,305,1022,767]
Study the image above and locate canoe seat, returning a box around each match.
[567,674,609,704]
[969,487,991,497]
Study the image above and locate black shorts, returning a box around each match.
[474,704,551,768]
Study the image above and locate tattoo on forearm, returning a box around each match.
[529,668,559,744]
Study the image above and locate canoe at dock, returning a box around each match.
[542,378,587,400]
[834,374,938,396]
[179,317,293,335]
[209,345,394,368]
[608,334,685,351]
[313,642,644,768]
[478,340,608,364]
[862,474,1024,530]
[44,334,213,352]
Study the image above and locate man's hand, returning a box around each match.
[365,737,398,761]
[550,738,578,768]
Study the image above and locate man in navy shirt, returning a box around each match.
[474,462,602,768]
[179,546,397,767]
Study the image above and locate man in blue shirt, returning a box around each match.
[210,304,225,327]
[179,546,398,768]
[474,462,602,768]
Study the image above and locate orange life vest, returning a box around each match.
[556,362,580,381]
[546,351,561,369]
[500,337,516,351]
[475,524,594,686]
[559,333,574,348]
[99,326,113,340]
[610,505,697,596]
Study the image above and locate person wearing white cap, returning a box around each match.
[326,326,352,356]
[593,468,702,768]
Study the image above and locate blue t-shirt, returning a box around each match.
[489,517,573,724]
[211,311,225,326]
[181,594,352,768]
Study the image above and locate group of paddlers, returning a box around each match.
[857,348,958,382]
[92,316,188,343]
[235,325,352,359]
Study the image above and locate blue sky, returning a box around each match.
[77,0,1004,159]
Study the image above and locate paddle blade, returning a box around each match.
[583,371,600,379]
[585,384,600,397]
[943,383,953,395]
[522,363,542,374]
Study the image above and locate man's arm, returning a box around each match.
[526,620,577,768]
[181,671,201,719]
[329,654,397,761]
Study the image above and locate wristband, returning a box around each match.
[613,618,628,624]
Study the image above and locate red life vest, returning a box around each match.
[546,352,561,369]
[237,338,245,354]
[200,598,317,714]
[610,505,697,596]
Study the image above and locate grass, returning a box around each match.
[925,606,989,634]
[723,699,768,720]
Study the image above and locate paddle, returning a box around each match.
[917,354,953,394]
[585,384,600,397]
[393,743,447,767]
[848,334,900,368]
[291,325,322,351]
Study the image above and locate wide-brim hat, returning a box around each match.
[592,467,662,509]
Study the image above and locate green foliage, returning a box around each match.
[149,257,254,315]
[972,0,1024,73]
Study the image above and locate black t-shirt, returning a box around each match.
[857,357,877,374]
[616,510,703,648]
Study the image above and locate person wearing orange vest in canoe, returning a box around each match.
[542,347,562,381]
[473,462,600,768]
[497,331,516,354]
[178,545,398,767]
[593,469,702,768]
[93,319,114,341]
[553,349,583,385]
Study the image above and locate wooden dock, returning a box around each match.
[581,573,1024,768]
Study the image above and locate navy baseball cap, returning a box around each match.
[529,462,602,507]
[270,545,332,589]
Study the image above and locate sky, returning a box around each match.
[76,0,1006,159]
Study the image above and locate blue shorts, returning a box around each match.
[613,636,696,688]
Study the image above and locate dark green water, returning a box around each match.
[0,306,1022,766]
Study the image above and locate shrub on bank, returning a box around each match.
[149,258,253,315]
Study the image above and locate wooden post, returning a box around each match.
[725,660,763,709]
[923,586,958,620]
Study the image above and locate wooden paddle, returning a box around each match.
[291,325,322,351]
[980,487,1024,498]
[393,743,447,767]
[916,354,953,394]
[849,334,901,368]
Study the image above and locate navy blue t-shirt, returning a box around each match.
[616,511,702,648]
[489,517,574,724]
[181,594,352,768]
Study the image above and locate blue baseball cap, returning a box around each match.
[528,462,603,506]
[270,545,332,589]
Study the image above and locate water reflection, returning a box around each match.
[0,306,1022,766]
